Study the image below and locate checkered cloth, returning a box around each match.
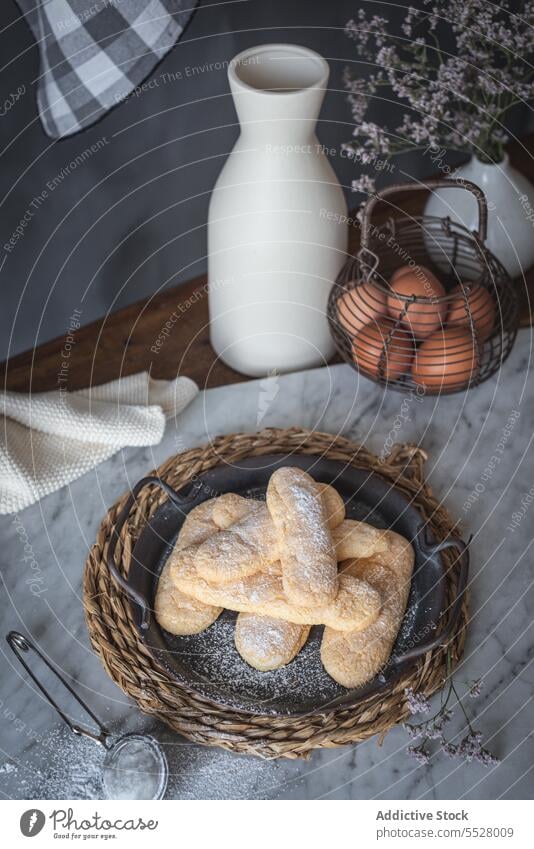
[16,0,197,138]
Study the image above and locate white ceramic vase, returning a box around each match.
[424,154,534,278]
[207,44,348,377]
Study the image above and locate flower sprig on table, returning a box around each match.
[344,0,534,195]
[403,652,499,767]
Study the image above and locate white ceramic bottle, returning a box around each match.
[208,44,348,377]
[424,154,534,278]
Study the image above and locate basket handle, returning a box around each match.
[359,178,488,270]
[106,475,202,629]
[390,531,470,667]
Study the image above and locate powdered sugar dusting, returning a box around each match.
[162,612,342,713]
[2,725,105,799]
[287,482,332,553]
[2,721,279,800]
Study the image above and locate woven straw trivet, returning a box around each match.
[83,427,468,759]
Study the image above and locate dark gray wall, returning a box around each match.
[0,0,527,359]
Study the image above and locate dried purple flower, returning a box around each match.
[351,174,376,195]
[441,742,459,758]
[405,687,431,715]
[402,722,423,739]
[405,710,451,743]
[459,733,481,758]
[465,731,484,748]
[403,655,498,768]
[440,709,454,724]
[475,748,500,767]
[468,679,484,698]
[408,744,431,765]
[445,731,499,767]
[344,0,534,195]
[425,722,446,741]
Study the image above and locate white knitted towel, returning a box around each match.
[0,372,198,514]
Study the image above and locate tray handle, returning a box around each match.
[358,178,488,279]
[106,475,201,629]
[390,531,470,667]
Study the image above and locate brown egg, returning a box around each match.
[446,282,495,342]
[387,266,447,339]
[352,318,414,381]
[337,283,387,335]
[412,328,478,390]
[389,265,414,285]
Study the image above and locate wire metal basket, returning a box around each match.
[327,179,519,394]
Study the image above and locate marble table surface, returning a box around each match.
[1,330,533,801]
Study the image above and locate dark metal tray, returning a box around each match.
[106,454,468,716]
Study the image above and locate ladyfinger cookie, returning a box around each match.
[231,480,343,672]
[193,516,392,586]
[331,519,390,561]
[266,467,338,607]
[234,613,310,671]
[155,493,255,635]
[170,550,381,632]
[321,531,414,688]
[195,481,345,585]
[155,561,222,635]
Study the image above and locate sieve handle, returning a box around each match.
[6,631,111,747]
[359,178,488,262]
[106,475,201,629]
